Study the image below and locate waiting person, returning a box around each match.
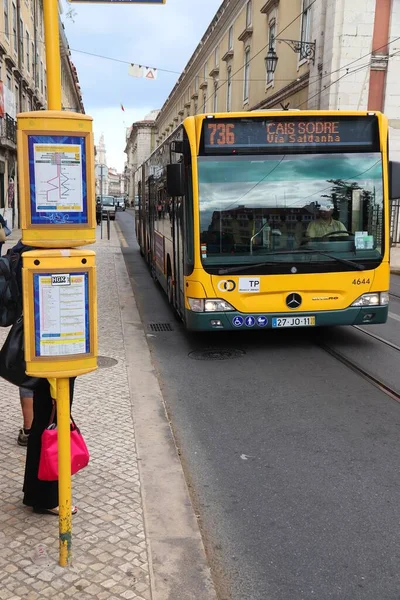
[306,202,347,239]
[23,378,77,515]
[0,212,6,256]
[96,200,102,226]
[17,387,33,447]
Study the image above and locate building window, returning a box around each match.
[40,61,43,93]
[31,42,34,75]
[194,75,199,92]
[227,66,232,111]
[12,4,17,51]
[300,0,312,57]
[26,31,30,70]
[203,93,207,113]
[215,46,219,67]
[194,101,198,114]
[19,18,24,63]
[213,80,218,112]
[246,0,252,28]
[243,47,250,102]
[267,19,276,84]
[228,25,233,50]
[15,84,19,113]
[4,0,10,39]
[203,61,207,81]
[35,51,39,87]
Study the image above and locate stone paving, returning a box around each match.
[0,226,151,599]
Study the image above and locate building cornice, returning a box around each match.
[250,73,309,111]
[238,26,253,43]
[261,0,279,14]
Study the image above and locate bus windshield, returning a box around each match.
[198,152,383,269]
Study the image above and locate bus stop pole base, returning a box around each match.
[56,378,72,567]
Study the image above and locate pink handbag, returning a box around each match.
[38,403,90,481]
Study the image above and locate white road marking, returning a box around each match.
[389,312,400,322]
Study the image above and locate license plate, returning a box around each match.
[272,316,315,328]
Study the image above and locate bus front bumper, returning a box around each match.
[184,306,389,331]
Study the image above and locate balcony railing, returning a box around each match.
[0,115,17,145]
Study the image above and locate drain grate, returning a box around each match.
[98,356,118,368]
[188,348,245,361]
[148,323,173,332]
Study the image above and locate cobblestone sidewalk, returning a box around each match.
[0,226,151,599]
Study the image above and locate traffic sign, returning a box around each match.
[95,164,108,179]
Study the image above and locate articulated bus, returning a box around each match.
[136,111,400,331]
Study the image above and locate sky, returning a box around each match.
[62,0,223,171]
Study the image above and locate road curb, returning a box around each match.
[391,269,400,275]
[114,249,217,600]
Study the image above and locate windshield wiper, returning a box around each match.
[218,250,365,275]
[274,250,366,271]
[218,262,281,275]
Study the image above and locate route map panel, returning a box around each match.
[28,134,88,225]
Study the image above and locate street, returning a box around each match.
[118,209,400,600]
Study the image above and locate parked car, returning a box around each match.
[96,196,116,220]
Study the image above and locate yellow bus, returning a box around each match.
[136,111,399,331]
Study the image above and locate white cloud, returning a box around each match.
[91,105,153,171]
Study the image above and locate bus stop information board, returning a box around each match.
[203,116,379,153]
[29,135,88,225]
[34,272,90,357]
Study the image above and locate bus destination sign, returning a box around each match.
[203,116,378,153]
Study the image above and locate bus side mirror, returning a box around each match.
[167,163,185,197]
[389,161,400,199]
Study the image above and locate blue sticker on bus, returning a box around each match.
[232,316,244,328]
[245,316,256,327]
[257,316,268,327]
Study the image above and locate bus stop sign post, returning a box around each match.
[22,0,164,567]
[16,0,98,567]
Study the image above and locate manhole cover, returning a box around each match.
[98,356,118,368]
[188,349,246,361]
[148,323,173,332]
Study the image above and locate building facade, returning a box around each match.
[0,0,83,229]
[124,109,159,206]
[154,0,399,160]
[108,167,124,197]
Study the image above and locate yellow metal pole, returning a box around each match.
[43,0,70,566]
[56,378,72,567]
[43,0,62,110]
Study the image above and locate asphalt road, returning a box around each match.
[118,211,400,600]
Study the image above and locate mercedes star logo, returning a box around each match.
[286,293,302,309]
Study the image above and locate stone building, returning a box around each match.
[0,0,83,228]
[124,109,159,206]
[153,0,399,161]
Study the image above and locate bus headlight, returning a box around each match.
[188,298,235,312]
[351,292,389,307]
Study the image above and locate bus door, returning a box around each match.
[172,195,185,315]
[147,175,156,264]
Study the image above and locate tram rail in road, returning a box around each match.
[318,327,400,405]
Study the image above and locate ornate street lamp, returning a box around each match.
[265,47,278,76]
[265,39,316,76]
